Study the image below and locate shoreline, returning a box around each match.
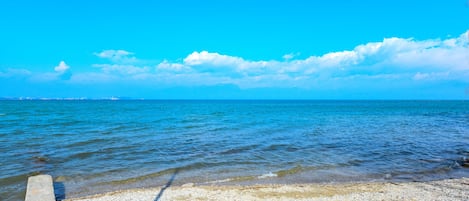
[65,177,469,201]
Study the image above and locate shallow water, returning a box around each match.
[1,100,468,200]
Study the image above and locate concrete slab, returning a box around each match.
[25,174,56,201]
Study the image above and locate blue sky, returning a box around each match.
[1,0,468,99]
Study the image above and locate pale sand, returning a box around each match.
[65,178,469,201]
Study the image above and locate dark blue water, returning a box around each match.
[1,100,468,200]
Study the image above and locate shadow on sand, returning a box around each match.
[154,169,179,201]
[54,181,66,201]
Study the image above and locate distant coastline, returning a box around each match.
[0,97,135,101]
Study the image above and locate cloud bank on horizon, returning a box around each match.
[1,31,468,99]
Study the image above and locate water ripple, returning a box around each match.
[0,100,468,200]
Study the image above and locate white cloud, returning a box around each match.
[92,49,150,76]
[94,50,137,63]
[413,72,450,81]
[283,52,300,60]
[95,49,131,59]
[54,61,70,73]
[184,51,244,66]
[93,64,150,75]
[156,60,191,72]
[170,32,467,87]
[1,62,71,82]
[181,51,276,78]
[316,50,359,67]
[413,72,430,80]
[15,31,468,88]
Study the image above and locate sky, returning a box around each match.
[1,0,469,99]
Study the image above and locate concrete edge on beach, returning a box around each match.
[25,174,55,201]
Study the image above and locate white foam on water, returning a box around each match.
[204,178,234,184]
[258,172,277,179]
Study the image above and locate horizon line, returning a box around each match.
[1,97,468,101]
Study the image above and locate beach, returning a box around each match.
[2,0,469,200]
[65,178,469,201]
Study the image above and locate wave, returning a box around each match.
[64,138,109,148]
[218,144,259,155]
[204,173,278,184]
[258,172,277,179]
[97,161,233,185]
[0,172,42,187]
[206,175,258,184]
[98,168,179,185]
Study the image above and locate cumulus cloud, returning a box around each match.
[152,31,467,88]
[184,51,244,66]
[3,31,468,99]
[29,30,467,90]
[3,31,467,98]
[54,61,70,73]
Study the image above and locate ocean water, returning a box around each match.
[1,100,469,200]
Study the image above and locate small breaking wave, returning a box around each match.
[204,172,278,185]
[204,178,235,184]
[258,172,277,179]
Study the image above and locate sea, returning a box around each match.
[1,100,468,200]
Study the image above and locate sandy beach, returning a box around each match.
[65,177,469,201]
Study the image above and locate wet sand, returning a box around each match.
[65,177,469,201]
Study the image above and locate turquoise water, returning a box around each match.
[1,100,469,200]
